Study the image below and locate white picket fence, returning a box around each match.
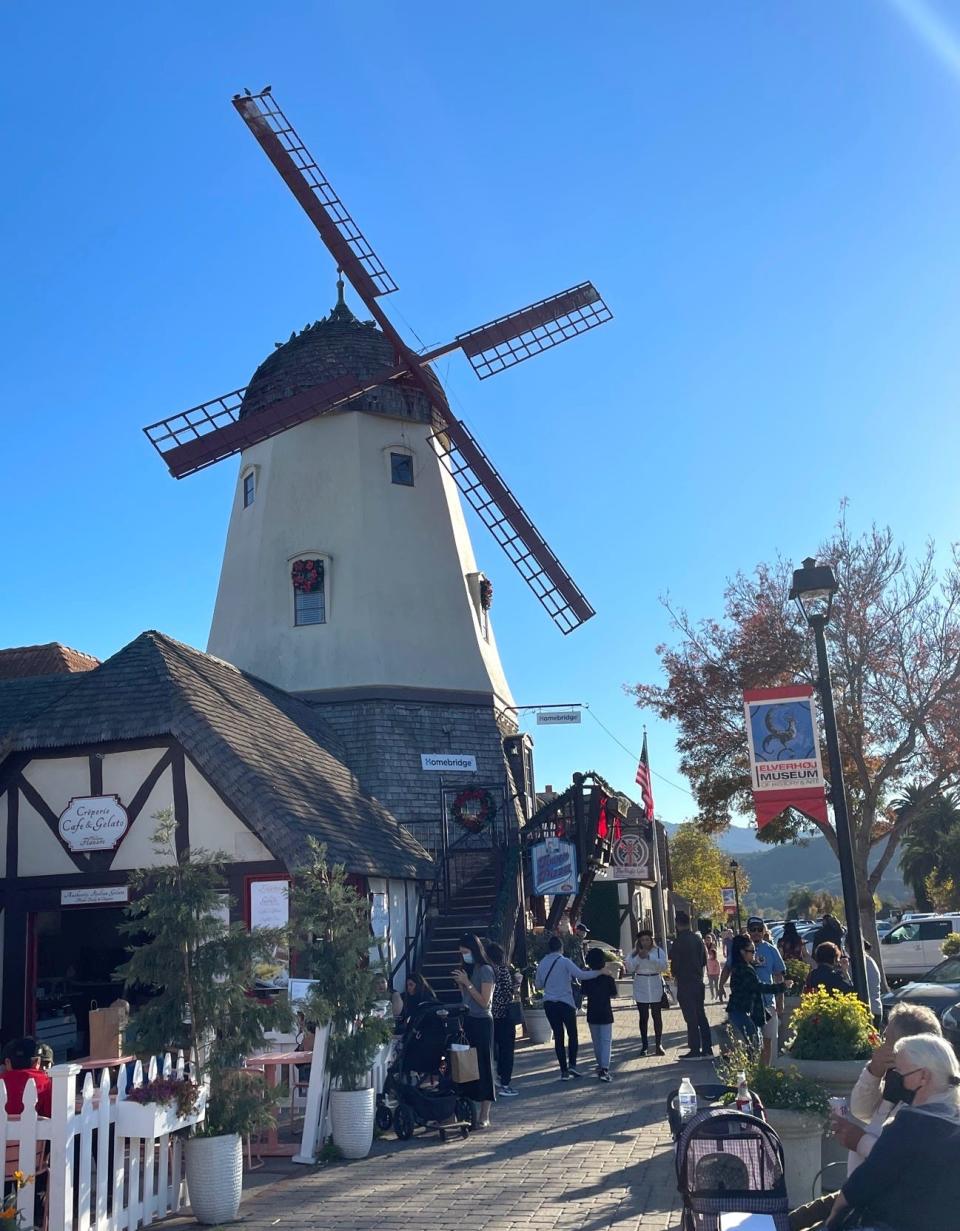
[1,1052,203,1231]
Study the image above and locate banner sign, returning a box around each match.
[743,685,828,829]
[595,827,651,882]
[721,887,737,913]
[530,837,579,896]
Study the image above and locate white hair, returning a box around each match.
[893,1032,960,1105]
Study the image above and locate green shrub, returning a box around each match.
[941,933,960,958]
[783,958,809,995]
[717,1040,828,1120]
[785,988,879,1061]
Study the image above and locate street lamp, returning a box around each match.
[790,556,869,1004]
[729,859,742,934]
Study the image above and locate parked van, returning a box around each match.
[881,915,960,982]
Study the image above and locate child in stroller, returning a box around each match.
[376,1000,475,1142]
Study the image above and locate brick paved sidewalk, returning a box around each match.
[228,993,728,1231]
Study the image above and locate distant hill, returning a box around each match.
[659,822,912,914]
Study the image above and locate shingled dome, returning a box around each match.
[239,285,448,423]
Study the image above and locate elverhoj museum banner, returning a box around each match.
[742,685,828,829]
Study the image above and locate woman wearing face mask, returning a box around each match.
[450,932,496,1127]
[822,1034,960,1231]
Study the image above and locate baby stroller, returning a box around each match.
[376,1000,475,1142]
[672,1092,789,1231]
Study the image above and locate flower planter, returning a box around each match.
[330,1087,375,1159]
[774,1056,864,1181]
[116,1089,204,1139]
[185,1133,243,1224]
[764,1107,824,1205]
[523,1007,552,1045]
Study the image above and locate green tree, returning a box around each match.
[669,822,749,919]
[897,787,960,910]
[117,812,290,1135]
[288,841,392,1091]
[631,518,960,953]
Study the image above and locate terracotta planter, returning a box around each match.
[523,1007,552,1045]
[764,1107,824,1205]
[330,1087,375,1159]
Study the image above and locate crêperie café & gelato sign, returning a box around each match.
[58,795,130,852]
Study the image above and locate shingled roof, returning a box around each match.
[0,643,99,679]
[5,631,433,880]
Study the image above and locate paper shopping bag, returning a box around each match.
[88,998,130,1059]
[449,1043,480,1084]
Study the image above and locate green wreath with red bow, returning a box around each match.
[451,788,497,833]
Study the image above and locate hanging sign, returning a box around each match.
[743,685,828,829]
[530,836,579,896]
[536,710,581,726]
[420,753,477,772]
[721,887,737,914]
[58,795,129,852]
[595,828,650,882]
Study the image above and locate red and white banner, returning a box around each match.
[742,685,828,830]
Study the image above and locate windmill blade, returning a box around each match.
[144,361,408,478]
[429,418,595,634]
[455,282,612,379]
[233,90,397,305]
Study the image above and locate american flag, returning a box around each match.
[635,732,655,819]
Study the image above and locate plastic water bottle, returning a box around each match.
[678,1076,698,1124]
[735,1071,754,1115]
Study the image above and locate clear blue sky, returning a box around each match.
[4,2,960,833]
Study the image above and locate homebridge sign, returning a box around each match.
[58,795,130,852]
[420,753,477,772]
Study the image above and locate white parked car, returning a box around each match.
[880,915,960,983]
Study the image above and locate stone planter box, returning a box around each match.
[765,1107,824,1205]
[523,1007,552,1045]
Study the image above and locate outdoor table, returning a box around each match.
[242,1051,309,1157]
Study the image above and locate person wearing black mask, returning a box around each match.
[787,1002,942,1231]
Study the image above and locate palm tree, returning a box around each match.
[896,787,960,910]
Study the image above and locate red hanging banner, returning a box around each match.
[742,685,828,830]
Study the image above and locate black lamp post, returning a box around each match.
[729,859,742,934]
[789,556,868,1004]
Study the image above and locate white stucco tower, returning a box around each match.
[207,291,523,836]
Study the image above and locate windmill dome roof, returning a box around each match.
[239,288,446,423]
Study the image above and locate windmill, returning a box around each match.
[143,87,612,634]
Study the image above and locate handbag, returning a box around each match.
[659,978,672,1010]
[449,1040,480,1084]
[506,1000,524,1026]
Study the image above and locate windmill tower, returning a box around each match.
[143,88,612,833]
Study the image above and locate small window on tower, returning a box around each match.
[292,559,326,626]
[390,452,414,487]
[243,471,256,508]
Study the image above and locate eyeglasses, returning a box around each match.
[748,927,763,933]
[743,946,756,953]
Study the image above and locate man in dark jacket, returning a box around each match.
[669,911,712,1057]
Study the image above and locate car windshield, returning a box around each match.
[924,957,960,984]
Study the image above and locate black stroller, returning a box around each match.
[376,1000,475,1142]
[672,1088,789,1231]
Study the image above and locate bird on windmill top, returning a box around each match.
[144,87,613,634]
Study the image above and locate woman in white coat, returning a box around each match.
[625,929,668,1055]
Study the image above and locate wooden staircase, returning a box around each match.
[419,856,499,1003]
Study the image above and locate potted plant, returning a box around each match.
[719,1041,828,1205]
[520,983,553,1044]
[289,841,393,1160]
[117,813,290,1224]
[778,957,810,1041]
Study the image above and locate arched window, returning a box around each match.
[292,558,326,626]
